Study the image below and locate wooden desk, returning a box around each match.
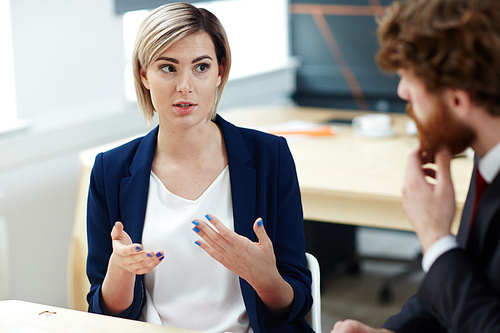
[221,106,473,232]
[0,300,200,333]
[69,106,473,310]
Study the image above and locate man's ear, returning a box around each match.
[140,66,150,90]
[443,89,472,120]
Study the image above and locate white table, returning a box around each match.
[0,300,201,333]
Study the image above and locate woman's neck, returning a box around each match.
[155,118,223,162]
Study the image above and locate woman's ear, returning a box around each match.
[140,66,150,90]
[216,60,225,88]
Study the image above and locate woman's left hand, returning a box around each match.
[192,214,294,313]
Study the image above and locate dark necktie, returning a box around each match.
[470,170,488,227]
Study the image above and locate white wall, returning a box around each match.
[1,0,148,307]
[10,0,126,123]
[0,0,296,307]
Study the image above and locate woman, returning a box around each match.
[86,3,312,332]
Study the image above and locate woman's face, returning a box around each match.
[140,32,223,129]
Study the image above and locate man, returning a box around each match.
[331,0,500,332]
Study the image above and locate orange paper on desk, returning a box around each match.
[270,126,335,137]
[261,120,336,138]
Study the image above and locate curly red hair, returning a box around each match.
[377,0,500,116]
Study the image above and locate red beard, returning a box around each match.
[406,100,475,164]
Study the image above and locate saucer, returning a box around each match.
[354,127,396,138]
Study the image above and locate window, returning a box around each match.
[122,0,291,101]
[0,0,18,131]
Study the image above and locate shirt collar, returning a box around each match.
[478,141,500,183]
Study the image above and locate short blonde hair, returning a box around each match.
[132,3,231,123]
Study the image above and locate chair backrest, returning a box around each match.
[68,140,139,311]
[67,159,92,311]
[306,252,322,333]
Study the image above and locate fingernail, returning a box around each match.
[258,219,263,227]
[193,227,200,233]
[195,241,201,246]
[156,252,162,258]
[159,256,165,261]
[205,214,211,221]
[147,253,152,258]
[192,220,199,226]
[136,246,141,251]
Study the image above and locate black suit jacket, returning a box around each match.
[384,160,500,333]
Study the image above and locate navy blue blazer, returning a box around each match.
[86,115,313,332]
[384,159,500,332]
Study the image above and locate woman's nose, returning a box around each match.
[176,70,192,93]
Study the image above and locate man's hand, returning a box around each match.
[402,147,456,252]
[331,319,394,333]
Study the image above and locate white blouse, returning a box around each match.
[141,166,252,333]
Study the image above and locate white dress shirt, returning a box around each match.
[141,167,252,332]
[422,142,500,272]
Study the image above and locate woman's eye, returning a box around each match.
[195,63,210,73]
[160,65,175,73]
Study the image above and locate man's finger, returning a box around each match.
[435,148,453,185]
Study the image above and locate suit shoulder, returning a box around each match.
[100,136,144,162]
[237,126,285,147]
[236,126,294,166]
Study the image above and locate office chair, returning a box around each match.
[67,163,91,311]
[306,252,322,333]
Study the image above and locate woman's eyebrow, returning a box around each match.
[155,55,213,64]
[192,55,213,63]
[156,57,178,64]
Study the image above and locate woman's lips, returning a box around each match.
[173,102,197,114]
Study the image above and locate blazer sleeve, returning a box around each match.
[263,137,313,328]
[417,248,500,332]
[383,294,446,333]
[86,153,145,319]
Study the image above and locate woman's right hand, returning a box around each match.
[111,221,164,275]
[101,222,164,315]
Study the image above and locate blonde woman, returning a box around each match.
[86,3,312,332]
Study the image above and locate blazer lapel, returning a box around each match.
[470,172,500,258]
[119,127,158,243]
[216,115,261,330]
[216,115,258,241]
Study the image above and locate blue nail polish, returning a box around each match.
[147,253,152,258]
[159,256,165,261]
[205,214,211,221]
[156,252,162,258]
[195,241,201,246]
[136,246,141,251]
[192,220,199,226]
[193,227,200,233]
[258,219,263,227]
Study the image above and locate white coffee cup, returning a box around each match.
[352,114,394,137]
